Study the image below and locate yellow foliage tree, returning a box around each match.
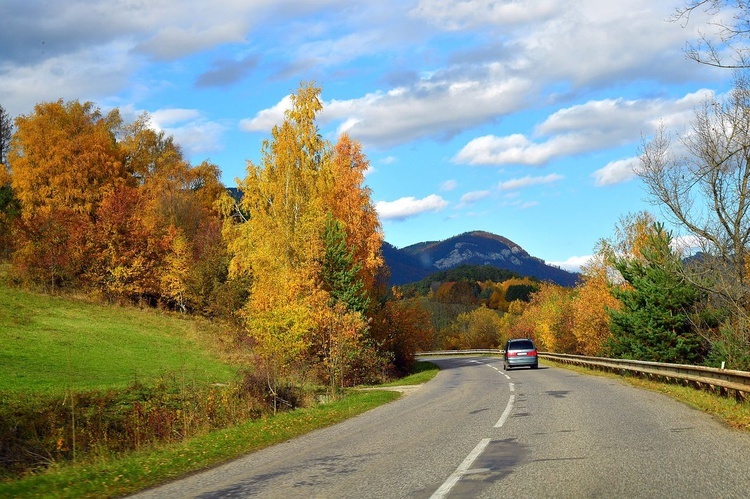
[161,228,192,312]
[513,283,575,353]
[599,211,656,270]
[227,82,385,389]
[572,257,621,356]
[452,306,504,349]
[230,85,326,381]
[488,277,538,311]
[566,212,654,354]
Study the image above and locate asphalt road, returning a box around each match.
[132,357,750,498]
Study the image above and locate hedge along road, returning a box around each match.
[131,357,750,498]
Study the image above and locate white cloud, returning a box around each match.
[146,108,225,157]
[549,255,592,273]
[454,90,714,167]
[460,190,490,203]
[375,194,449,221]
[239,95,293,132]
[499,173,563,190]
[0,0,723,147]
[456,190,491,208]
[592,157,640,186]
[325,76,533,147]
[0,0,348,115]
[150,108,202,126]
[135,21,250,61]
[514,0,716,87]
[671,234,706,255]
[167,121,225,157]
[410,0,562,30]
[240,75,533,147]
[440,180,458,192]
[0,42,136,117]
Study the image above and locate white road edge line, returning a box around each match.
[494,392,515,428]
[430,438,491,499]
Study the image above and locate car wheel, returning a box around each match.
[532,363,538,369]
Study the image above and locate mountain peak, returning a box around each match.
[385,231,578,287]
[462,230,523,250]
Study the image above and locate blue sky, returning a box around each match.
[0,1,735,271]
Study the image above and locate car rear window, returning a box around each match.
[509,340,535,350]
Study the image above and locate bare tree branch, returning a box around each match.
[674,0,750,68]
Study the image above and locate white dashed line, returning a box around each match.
[431,359,514,497]
[430,438,491,499]
[494,392,515,428]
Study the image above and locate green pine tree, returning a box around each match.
[608,223,705,364]
[321,213,369,314]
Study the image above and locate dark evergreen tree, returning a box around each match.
[608,223,705,364]
[0,104,11,166]
[505,283,538,303]
[0,105,17,258]
[402,264,526,296]
[321,213,369,314]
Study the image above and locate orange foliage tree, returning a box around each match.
[323,134,384,296]
[9,100,126,219]
[569,212,654,355]
[370,293,434,375]
[8,100,126,289]
[7,99,228,307]
[434,280,480,305]
[86,185,164,301]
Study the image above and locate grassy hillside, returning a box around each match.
[0,267,437,496]
[0,272,237,394]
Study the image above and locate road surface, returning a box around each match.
[132,356,750,498]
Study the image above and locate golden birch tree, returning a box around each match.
[229,83,334,394]
[572,257,621,356]
[228,82,387,390]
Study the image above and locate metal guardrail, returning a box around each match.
[416,350,750,399]
[417,349,503,356]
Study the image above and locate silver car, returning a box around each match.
[503,338,538,370]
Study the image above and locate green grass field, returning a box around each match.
[0,279,236,394]
[0,270,441,497]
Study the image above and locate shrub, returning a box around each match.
[0,367,297,478]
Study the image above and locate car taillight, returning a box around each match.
[529,350,537,357]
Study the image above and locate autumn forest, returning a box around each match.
[3,79,750,383]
